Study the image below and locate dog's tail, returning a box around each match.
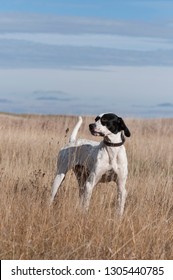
[69,116,83,144]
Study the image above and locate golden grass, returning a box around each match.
[0,113,173,260]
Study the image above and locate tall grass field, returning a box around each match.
[0,113,173,259]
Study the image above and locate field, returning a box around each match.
[0,113,173,260]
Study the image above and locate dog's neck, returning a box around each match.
[103,132,125,147]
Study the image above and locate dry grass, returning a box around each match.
[0,113,173,260]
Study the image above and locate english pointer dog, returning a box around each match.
[51,113,131,215]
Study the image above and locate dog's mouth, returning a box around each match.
[90,131,103,136]
[89,124,105,137]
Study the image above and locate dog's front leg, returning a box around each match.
[80,169,103,211]
[116,176,127,216]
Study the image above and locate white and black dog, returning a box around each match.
[51,113,131,215]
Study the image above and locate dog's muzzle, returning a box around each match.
[89,123,105,137]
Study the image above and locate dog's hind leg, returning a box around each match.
[50,173,65,204]
[50,148,70,204]
[73,165,88,200]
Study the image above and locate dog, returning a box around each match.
[51,113,131,215]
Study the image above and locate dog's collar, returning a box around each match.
[103,133,125,147]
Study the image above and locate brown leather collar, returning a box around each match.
[103,133,125,147]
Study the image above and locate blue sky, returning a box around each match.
[1,0,173,20]
[0,0,173,117]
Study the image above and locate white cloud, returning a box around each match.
[0,32,172,51]
[0,13,173,38]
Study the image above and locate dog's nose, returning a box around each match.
[89,124,95,131]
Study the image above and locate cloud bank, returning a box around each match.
[0,14,173,68]
[0,12,173,117]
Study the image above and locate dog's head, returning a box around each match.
[89,113,131,137]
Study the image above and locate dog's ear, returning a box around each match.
[119,118,131,137]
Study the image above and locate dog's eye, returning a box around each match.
[101,118,108,125]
